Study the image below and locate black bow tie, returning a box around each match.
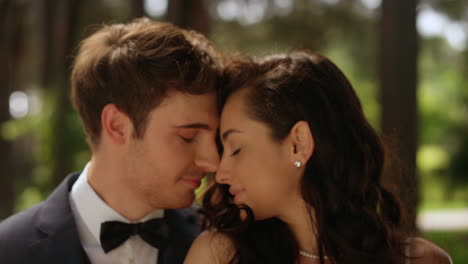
[100,218,170,253]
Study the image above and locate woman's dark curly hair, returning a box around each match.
[201,51,407,264]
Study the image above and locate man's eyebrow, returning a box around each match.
[174,123,213,130]
[221,129,243,142]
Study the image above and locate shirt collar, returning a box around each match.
[70,162,164,245]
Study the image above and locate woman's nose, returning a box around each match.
[215,166,231,184]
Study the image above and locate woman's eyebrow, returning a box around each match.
[221,128,243,142]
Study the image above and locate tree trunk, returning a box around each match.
[0,0,14,220]
[0,0,25,219]
[378,0,419,232]
[37,0,57,88]
[50,0,81,187]
[36,0,81,188]
[166,0,210,35]
[129,0,145,19]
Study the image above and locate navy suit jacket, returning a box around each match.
[0,172,200,264]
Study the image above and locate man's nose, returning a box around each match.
[194,141,220,173]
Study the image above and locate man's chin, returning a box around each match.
[163,192,196,210]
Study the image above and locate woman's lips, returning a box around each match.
[229,188,245,203]
[233,191,245,203]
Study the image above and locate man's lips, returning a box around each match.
[182,178,202,188]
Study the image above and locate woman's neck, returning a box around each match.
[277,198,320,255]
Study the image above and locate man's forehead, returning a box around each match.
[171,108,219,131]
[162,90,217,104]
[151,91,219,128]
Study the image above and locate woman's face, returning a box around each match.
[216,88,303,220]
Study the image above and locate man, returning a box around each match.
[0,18,222,264]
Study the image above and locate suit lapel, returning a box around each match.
[30,173,90,264]
[28,173,200,264]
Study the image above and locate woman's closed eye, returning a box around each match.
[231,148,241,157]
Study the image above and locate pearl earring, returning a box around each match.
[294,161,302,168]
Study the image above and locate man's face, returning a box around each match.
[123,91,219,210]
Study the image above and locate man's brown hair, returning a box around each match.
[71,18,222,148]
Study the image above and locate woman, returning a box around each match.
[184,51,451,264]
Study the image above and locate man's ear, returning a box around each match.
[101,104,132,145]
[288,121,314,165]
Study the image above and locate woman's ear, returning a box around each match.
[288,121,314,165]
[101,104,132,145]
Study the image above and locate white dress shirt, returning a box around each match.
[70,163,164,264]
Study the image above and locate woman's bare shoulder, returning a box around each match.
[184,229,236,264]
[407,237,452,264]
